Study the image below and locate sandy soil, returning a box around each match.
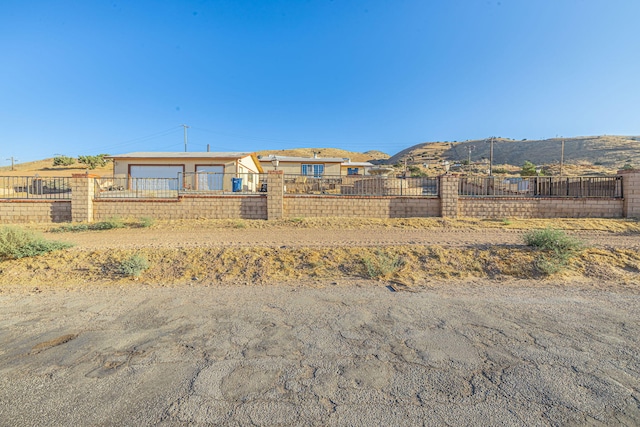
[1,226,639,425]
[50,226,640,250]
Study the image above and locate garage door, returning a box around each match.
[130,166,183,190]
[196,166,224,190]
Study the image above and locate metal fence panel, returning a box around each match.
[95,177,179,198]
[0,176,71,199]
[459,176,622,198]
[283,174,439,196]
[180,172,267,194]
[95,173,268,198]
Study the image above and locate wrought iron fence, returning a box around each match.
[180,172,268,194]
[284,174,439,196]
[0,176,71,199]
[95,177,179,198]
[95,173,268,198]
[458,176,622,198]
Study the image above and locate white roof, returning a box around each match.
[108,151,253,159]
[259,154,347,163]
[341,161,374,167]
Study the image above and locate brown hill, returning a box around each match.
[385,136,640,175]
[0,158,113,177]
[255,148,389,163]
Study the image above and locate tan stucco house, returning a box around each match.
[106,152,263,191]
[340,160,374,176]
[259,154,344,176]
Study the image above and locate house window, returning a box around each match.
[301,164,324,178]
[347,167,359,175]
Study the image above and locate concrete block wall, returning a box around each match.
[458,198,624,219]
[620,169,640,218]
[2,171,638,223]
[285,196,440,218]
[71,175,96,222]
[0,200,71,223]
[267,171,284,219]
[94,195,267,221]
[439,175,458,217]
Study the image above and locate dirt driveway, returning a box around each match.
[51,226,640,250]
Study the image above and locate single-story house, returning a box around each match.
[106,152,263,191]
[259,154,373,177]
[340,160,375,176]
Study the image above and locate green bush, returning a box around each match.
[50,224,90,233]
[138,217,155,228]
[118,254,150,278]
[362,250,405,279]
[524,228,585,274]
[0,227,74,260]
[91,217,125,230]
[77,154,110,170]
[52,155,76,166]
[51,217,148,232]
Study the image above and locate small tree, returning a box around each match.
[520,161,538,176]
[53,155,76,166]
[408,165,427,177]
[77,154,110,170]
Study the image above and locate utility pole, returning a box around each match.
[466,145,475,174]
[560,138,565,176]
[6,157,17,171]
[487,137,494,176]
[182,124,189,152]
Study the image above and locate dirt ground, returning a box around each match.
[1,222,639,425]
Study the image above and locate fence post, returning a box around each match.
[440,174,459,218]
[267,170,284,220]
[619,169,640,218]
[71,174,97,223]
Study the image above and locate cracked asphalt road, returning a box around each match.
[1,282,639,426]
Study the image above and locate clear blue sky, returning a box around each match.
[2,0,639,164]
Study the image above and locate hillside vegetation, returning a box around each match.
[385,135,640,175]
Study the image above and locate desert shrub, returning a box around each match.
[138,217,155,228]
[51,217,145,232]
[50,224,90,233]
[362,250,405,279]
[0,227,74,260]
[118,254,150,278]
[91,217,125,230]
[524,228,585,274]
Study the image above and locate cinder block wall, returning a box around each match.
[458,197,623,219]
[620,169,640,218]
[94,196,267,220]
[284,196,440,218]
[0,200,71,223]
